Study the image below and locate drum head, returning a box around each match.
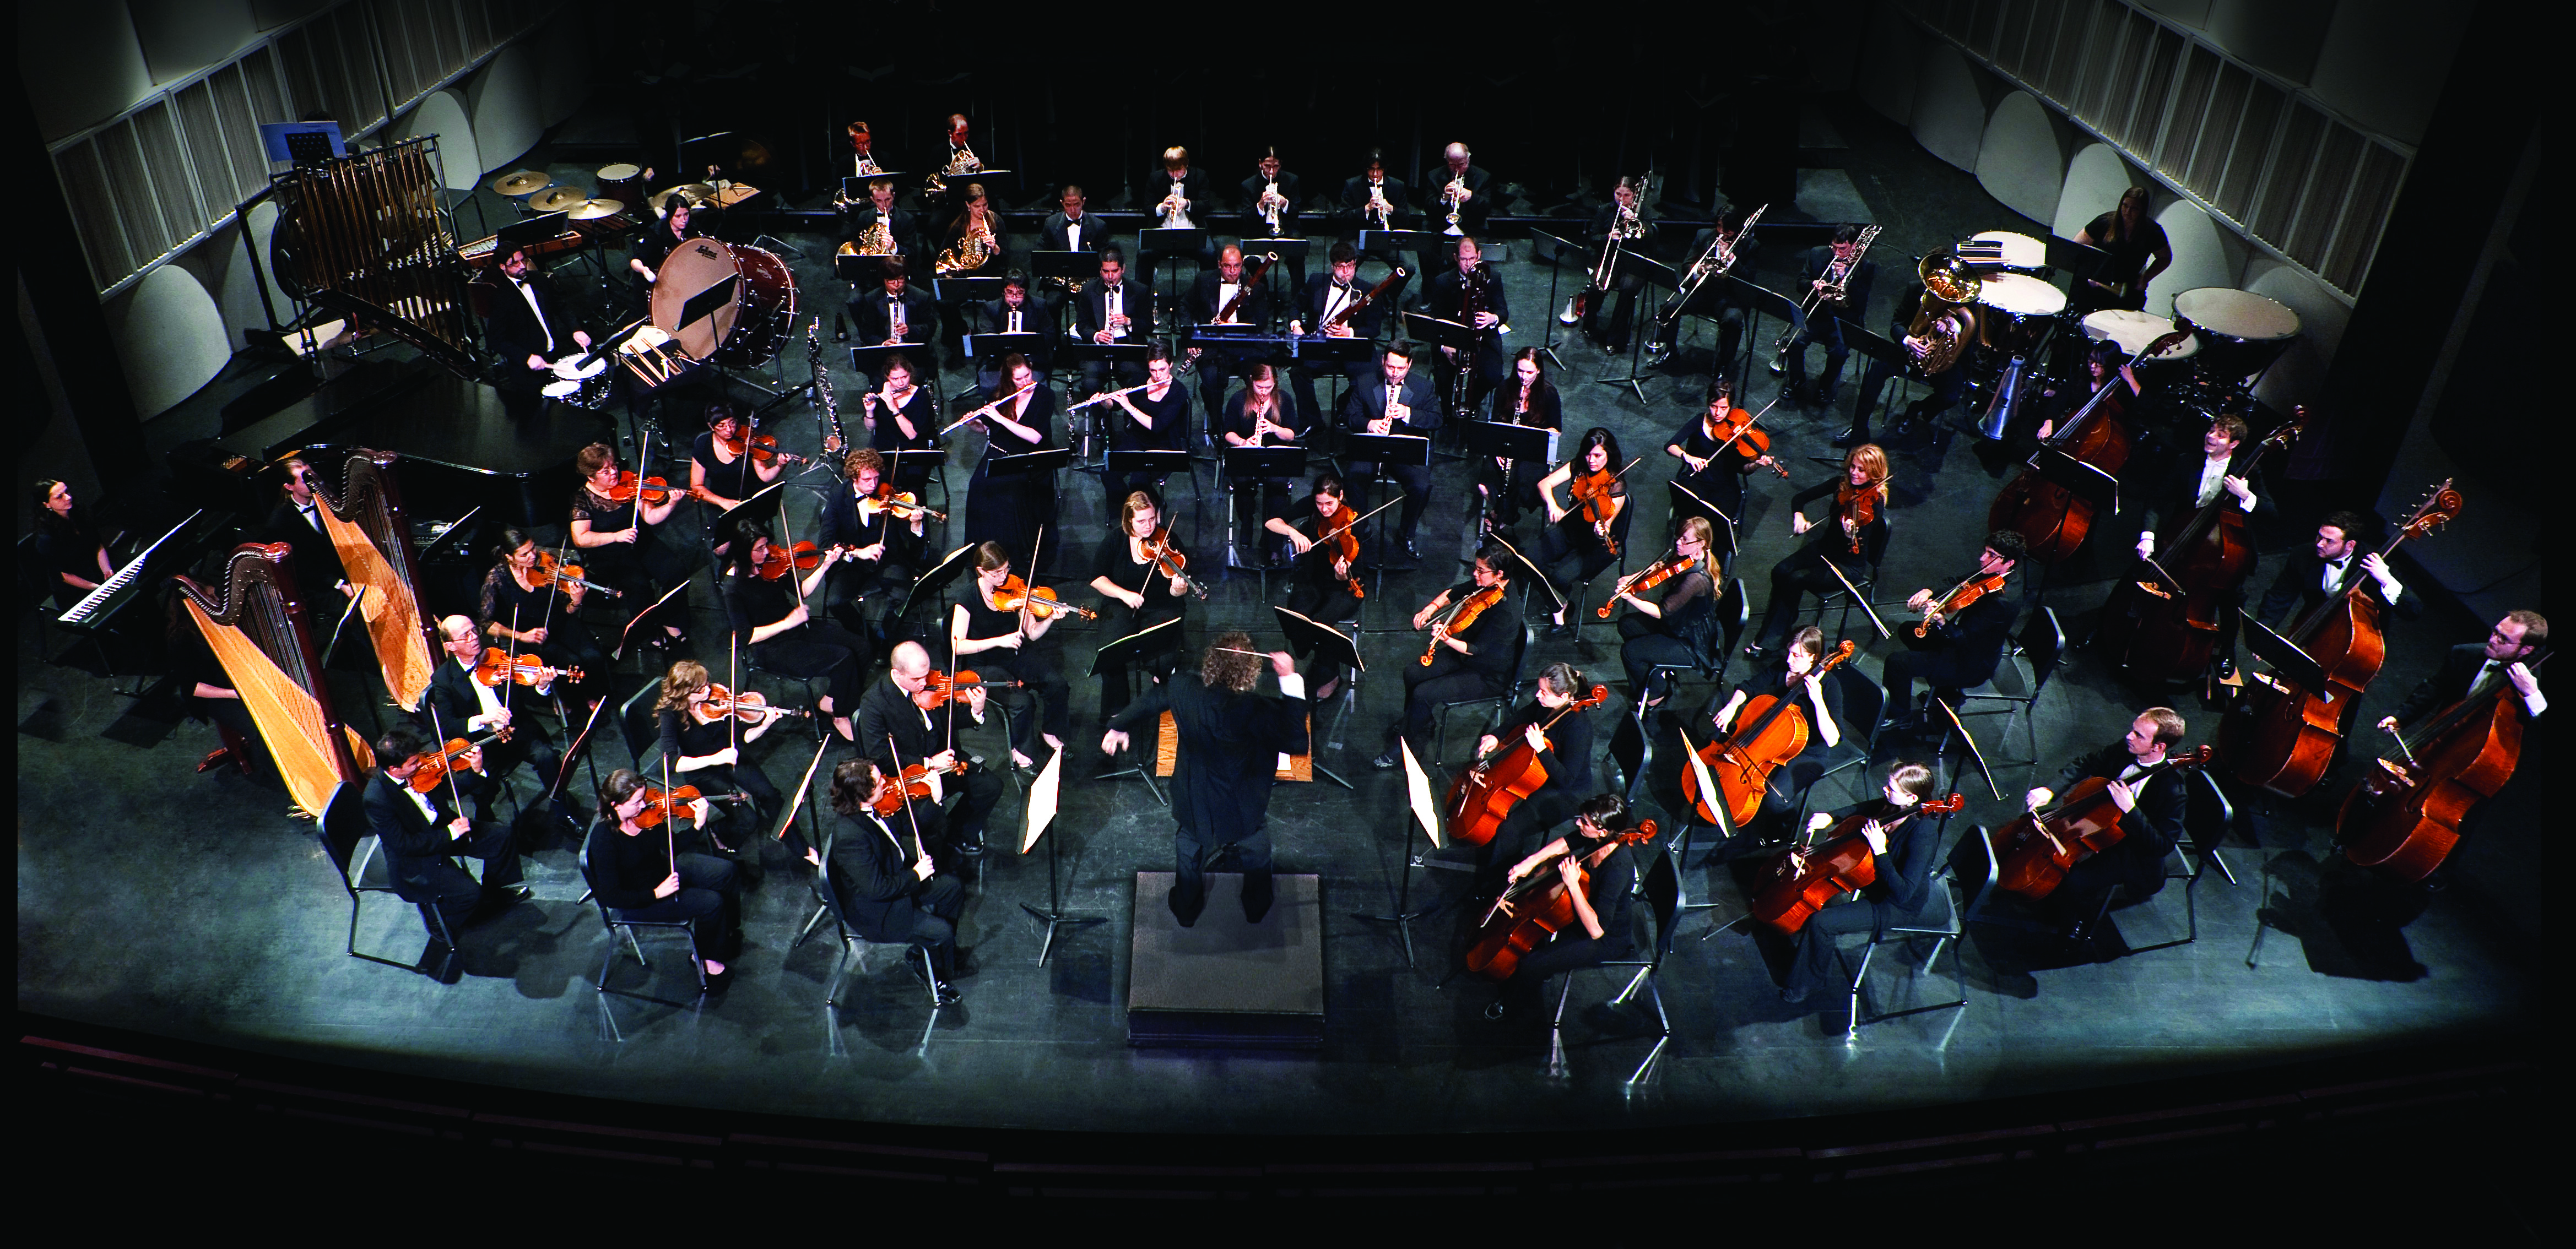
[1978,272,2067,316]
[619,326,673,355]
[2172,287,2300,342]
[597,162,641,181]
[2082,309,2199,361]
[650,239,746,360]
[541,378,582,399]
[1965,230,2047,271]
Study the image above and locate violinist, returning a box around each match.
[815,448,926,633]
[716,522,865,744]
[960,352,1058,567]
[1268,474,1365,700]
[1372,545,1520,770]
[1749,444,1890,661]
[1534,427,1630,634]
[1478,347,1561,530]
[1424,236,1509,409]
[1341,341,1442,559]
[585,768,740,989]
[1090,493,1195,727]
[2255,511,2421,633]
[1877,530,2025,740]
[1665,377,1777,560]
[30,479,111,611]
[851,258,937,371]
[1473,663,1601,867]
[1289,242,1390,422]
[1773,224,1877,408]
[477,528,607,703]
[2017,708,2191,943]
[2381,612,2549,734]
[1221,362,1305,563]
[861,354,938,493]
[1702,626,1845,835]
[825,758,965,1004]
[858,641,1004,858]
[423,615,569,825]
[362,724,528,957]
[1485,794,1642,1023]
[1612,516,1724,709]
[653,660,786,857]
[571,443,688,651]
[690,401,784,518]
[1777,761,1938,1006]
[1104,344,1190,508]
[1102,632,1310,927]
[952,541,1071,769]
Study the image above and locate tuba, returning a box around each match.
[1908,254,1982,376]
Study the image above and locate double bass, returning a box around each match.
[2336,653,2546,882]
[2095,410,2303,683]
[2222,481,2462,798]
[1991,745,2214,900]
[1463,819,1660,981]
[1984,327,2188,563]
[1681,640,1855,828]
[1751,793,1963,934]
[1442,683,1612,846]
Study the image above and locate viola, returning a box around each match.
[1443,684,1612,847]
[1703,404,1789,479]
[1993,746,2214,900]
[1567,466,1627,555]
[715,427,808,466]
[1684,641,1856,828]
[1834,478,1882,556]
[1598,553,1692,618]
[857,483,946,523]
[2336,652,2546,882]
[2097,409,2304,683]
[402,726,512,794]
[1464,820,1659,981]
[1751,793,1963,934]
[473,646,583,690]
[528,551,618,597]
[1913,570,2010,638]
[601,469,678,507]
[875,754,971,816]
[1420,582,1505,666]
[755,539,823,580]
[992,573,1098,621]
[699,682,813,722]
[909,669,1027,709]
[632,783,753,829]
[1137,526,1210,600]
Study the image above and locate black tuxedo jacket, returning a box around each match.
[2393,643,2495,728]
[2256,549,2423,629]
[1074,279,1151,343]
[977,296,1049,341]
[1340,175,1410,221]
[846,206,917,257]
[362,768,489,868]
[483,273,583,391]
[1240,171,1302,231]
[1298,271,1394,339]
[853,286,938,346]
[423,654,544,734]
[829,811,934,939]
[1106,674,1309,846]
[1796,247,1877,324]
[263,499,343,606]
[1418,164,1493,231]
[1188,269,1274,327]
[1341,371,1441,432]
[1425,265,1509,334]
[1041,211,1104,253]
[2056,742,2191,895]
[2139,451,2272,542]
[1146,167,1211,223]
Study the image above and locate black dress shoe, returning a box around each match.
[1742,643,1773,664]
[954,838,988,858]
[1830,427,1870,449]
[1371,748,1400,770]
[1546,620,1573,638]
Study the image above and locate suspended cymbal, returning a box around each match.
[649,183,716,211]
[529,186,587,213]
[568,198,624,220]
[490,170,551,197]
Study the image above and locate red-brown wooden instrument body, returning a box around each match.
[1443,685,1610,846]
[1988,396,2131,563]
[1993,746,2211,899]
[2097,412,2301,682]
[1683,642,1855,828]
[1751,795,1962,933]
[1463,821,1657,981]
[2337,692,2526,882]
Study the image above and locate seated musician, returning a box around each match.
[850,258,938,378]
[815,448,926,633]
[1420,141,1493,238]
[844,120,884,178]
[586,768,740,988]
[938,182,1004,279]
[652,659,787,856]
[264,460,358,611]
[1149,145,1211,265]
[1424,236,1510,411]
[1241,146,1305,281]
[2020,707,2191,943]
[1702,625,1845,839]
[1666,378,1775,561]
[2070,186,2172,314]
[1845,271,1978,447]
[1773,225,1876,407]
[2380,611,2549,735]
[1186,243,1275,422]
[1648,206,1763,365]
[1373,544,1521,770]
[1042,184,1099,254]
[952,541,1071,770]
[570,443,688,651]
[478,528,608,705]
[716,520,867,744]
[691,401,784,517]
[843,177,914,258]
[2125,413,2270,662]
[2256,509,2421,632]
[1611,515,1723,710]
[1778,761,1937,1005]
[1473,662,1601,869]
[1340,149,1410,234]
[975,271,1052,395]
[1877,530,2025,739]
[1105,344,1190,508]
[825,758,965,1004]
[424,614,569,825]
[1220,363,1304,565]
[1267,474,1365,700]
[627,197,701,287]
[486,245,594,422]
[2033,339,2140,442]
[1576,176,1655,354]
[1533,427,1630,634]
[1090,492,1195,730]
[1486,794,1643,1023]
[1289,241,1397,428]
[1749,443,1891,661]
[1479,347,1562,532]
[31,479,111,611]
[163,585,264,779]
[1071,247,1150,396]
[859,640,1005,858]
[364,724,529,957]
[1102,631,1310,926]
[1340,341,1442,560]
[861,354,938,492]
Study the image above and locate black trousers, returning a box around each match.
[1501,931,1634,1017]
[1290,361,1373,431]
[687,761,781,851]
[972,649,1071,754]
[753,622,870,715]
[1346,461,1432,544]
[1538,520,1617,618]
[1475,458,1545,528]
[610,852,742,963]
[1098,606,1182,725]
[1783,314,1851,398]
[891,764,1004,851]
[1879,645,1991,721]
[1852,355,1968,437]
[1280,574,1361,693]
[478,727,564,822]
[841,874,967,978]
[1756,539,1863,651]
[1784,895,1880,1003]
[1619,615,1698,702]
[1171,824,1273,927]
[580,536,696,644]
[388,818,526,940]
[1393,651,1495,755]
[1580,271,1646,346]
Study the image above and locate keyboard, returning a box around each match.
[57,509,215,630]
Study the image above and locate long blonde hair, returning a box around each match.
[1846,444,1891,503]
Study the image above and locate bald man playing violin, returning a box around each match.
[856,640,1005,858]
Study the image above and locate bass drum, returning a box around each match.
[2171,287,2299,383]
[649,238,798,367]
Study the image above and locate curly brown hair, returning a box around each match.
[1201,630,1262,692]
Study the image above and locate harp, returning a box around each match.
[305,449,435,711]
[176,544,365,818]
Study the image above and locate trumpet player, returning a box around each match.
[1574,176,1655,355]
[1240,146,1305,281]
[1340,149,1409,238]
[1773,224,1877,409]
[1421,142,1492,238]
[1648,206,1762,367]
[1072,246,1151,397]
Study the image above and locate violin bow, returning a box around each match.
[422,700,469,823]
[1669,475,1736,528]
[1019,525,1047,634]
[885,734,931,866]
[1706,394,1784,460]
[1822,558,1892,640]
[727,615,742,757]
[777,510,813,611]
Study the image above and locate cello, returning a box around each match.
[1991,745,2214,900]
[1751,792,1963,934]
[1681,640,1855,828]
[1442,683,1612,846]
[2335,653,2546,882]
[2095,409,2303,683]
[2222,481,2462,798]
[1984,328,2187,563]
[1463,819,1659,981]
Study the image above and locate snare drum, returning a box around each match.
[1975,272,2067,356]
[648,239,799,367]
[2081,309,2199,363]
[540,354,613,409]
[1960,230,2047,274]
[2171,287,2299,381]
[597,162,645,206]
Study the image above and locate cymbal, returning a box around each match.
[529,186,587,212]
[491,170,550,197]
[568,198,624,220]
[650,183,717,211]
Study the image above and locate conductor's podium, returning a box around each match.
[1125,872,1326,1049]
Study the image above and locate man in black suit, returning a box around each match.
[2257,510,2422,631]
[1772,225,1876,407]
[483,246,593,422]
[1102,632,1311,926]
[2383,611,2549,732]
[1423,236,1510,410]
[2021,707,2194,943]
[1649,206,1763,368]
[842,177,916,260]
[1241,146,1305,284]
[263,458,354,611]
[2114,414,2272,664]
[1185,243,1276,420]
[1340,149,1409,237]
[974,271,1053,394]
[1340,341,1442,557]
[1041,184,1102,254]
[850,258,938,382]
[1420,141,1493,237]
[420,614,568,824]
[825,758,967,1003]
[856,642,1005,857]
[1879,531,2025,735]
[1071,246,1151,397]
[1576,176,1657,353]
[1287,242,1399,422]
[362,724,527,948]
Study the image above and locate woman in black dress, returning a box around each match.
[478,528,609,704]
[959,352,1058,567]
[570,443,691,651]
[1103,343,1189,508]
[950,540,1072,768]
[1665,377,1775,566]
[1220,362,1303,563]
[653,659,788,857]
[1612,514,1724,709]
[1532,427,1630,633]
[1478,347,1561,531]
[31,479,111,611]
[862,353,940,493]
[1089,491,1197,726]
[715,520,868,743]
[691,400,784,511]
[1751,442,1891,659]
[586,768,742,987]
[1266,474,1366,700]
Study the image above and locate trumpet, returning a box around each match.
[1364,181,1394,229]
[1442,173,1469,236]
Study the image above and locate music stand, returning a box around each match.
[1220,446,1306,573]
[834,253,895,286]
[1030,249,1101,285]
[1665,479,1739,563]
[848,343,926,383]
[1401,311,1480,433]
[498,211,570,247]
[1462,421,1554,536]
[2242,616,2328,698]
[934,275,1005,305]
[1138,227,1207,306]
[1240,237,1307,292]
[1673,726,1742,919]
[1529,227,1585,368]
[1598,254,1677,404]
[1341,430,1431,576]
[1928,697,2004,802]
[1360,229,1444,276]
[1274,602,1365,767]
[1354,738,1448,968]
[901,541,978,633]
[2045,235,2115,287]
[986,446,1071,486]
[1015,747,1100,964]
[839,174,911,199]
[1105,450,1192,483]
[962,332,1044,391]
[1092,617,1184,801]
[1719,273,1801,385]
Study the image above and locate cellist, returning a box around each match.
[2016,708,2192,944]
[1700,625,1844,837]
[1470,663,1600,870]
[1778,762,1936,1006]
[1485,795,1644,1023]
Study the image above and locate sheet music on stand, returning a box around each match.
[1929,697,2003,801]
[1020,746,1062,854]
[1400,739,1444,852]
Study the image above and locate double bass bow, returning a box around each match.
[1463,818,1660,981]
[1682,640,1855,828]
[1442,683,1612,846]
[1990,745,2214,900]
[2096,409,2304,683]
[2335,652,2547,882]
[1751,792,1964,934]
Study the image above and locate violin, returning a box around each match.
[857,482,946,523]
[1420,582,1506,666]
[715,427,808,466]
[528,551,618,597]
[1137,526,1210,600]
[1683,641,1856,828]
[2097,409,2304,683]
[1703,403,1789,479]
[1598,553,1693,617]
[1993,746,2214,900]
[473,646,584,690]
[874,755,971,816]
[600,469,678,507]
[1567,466,1626,555]
[1751,793,1964,934]
[993,573,1098,621]
[632,783,753,829]
[1834,478,1882,556]
[699,682,812,722]
[909,669,1027,709]
[1443,685,1611,847]
[1317,506,1365,600]
[2336,652,2547,882]
[402,726,512,794]
[1913,570,2010,638]
[755,539,824,580]
[1463,819,1659,981]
